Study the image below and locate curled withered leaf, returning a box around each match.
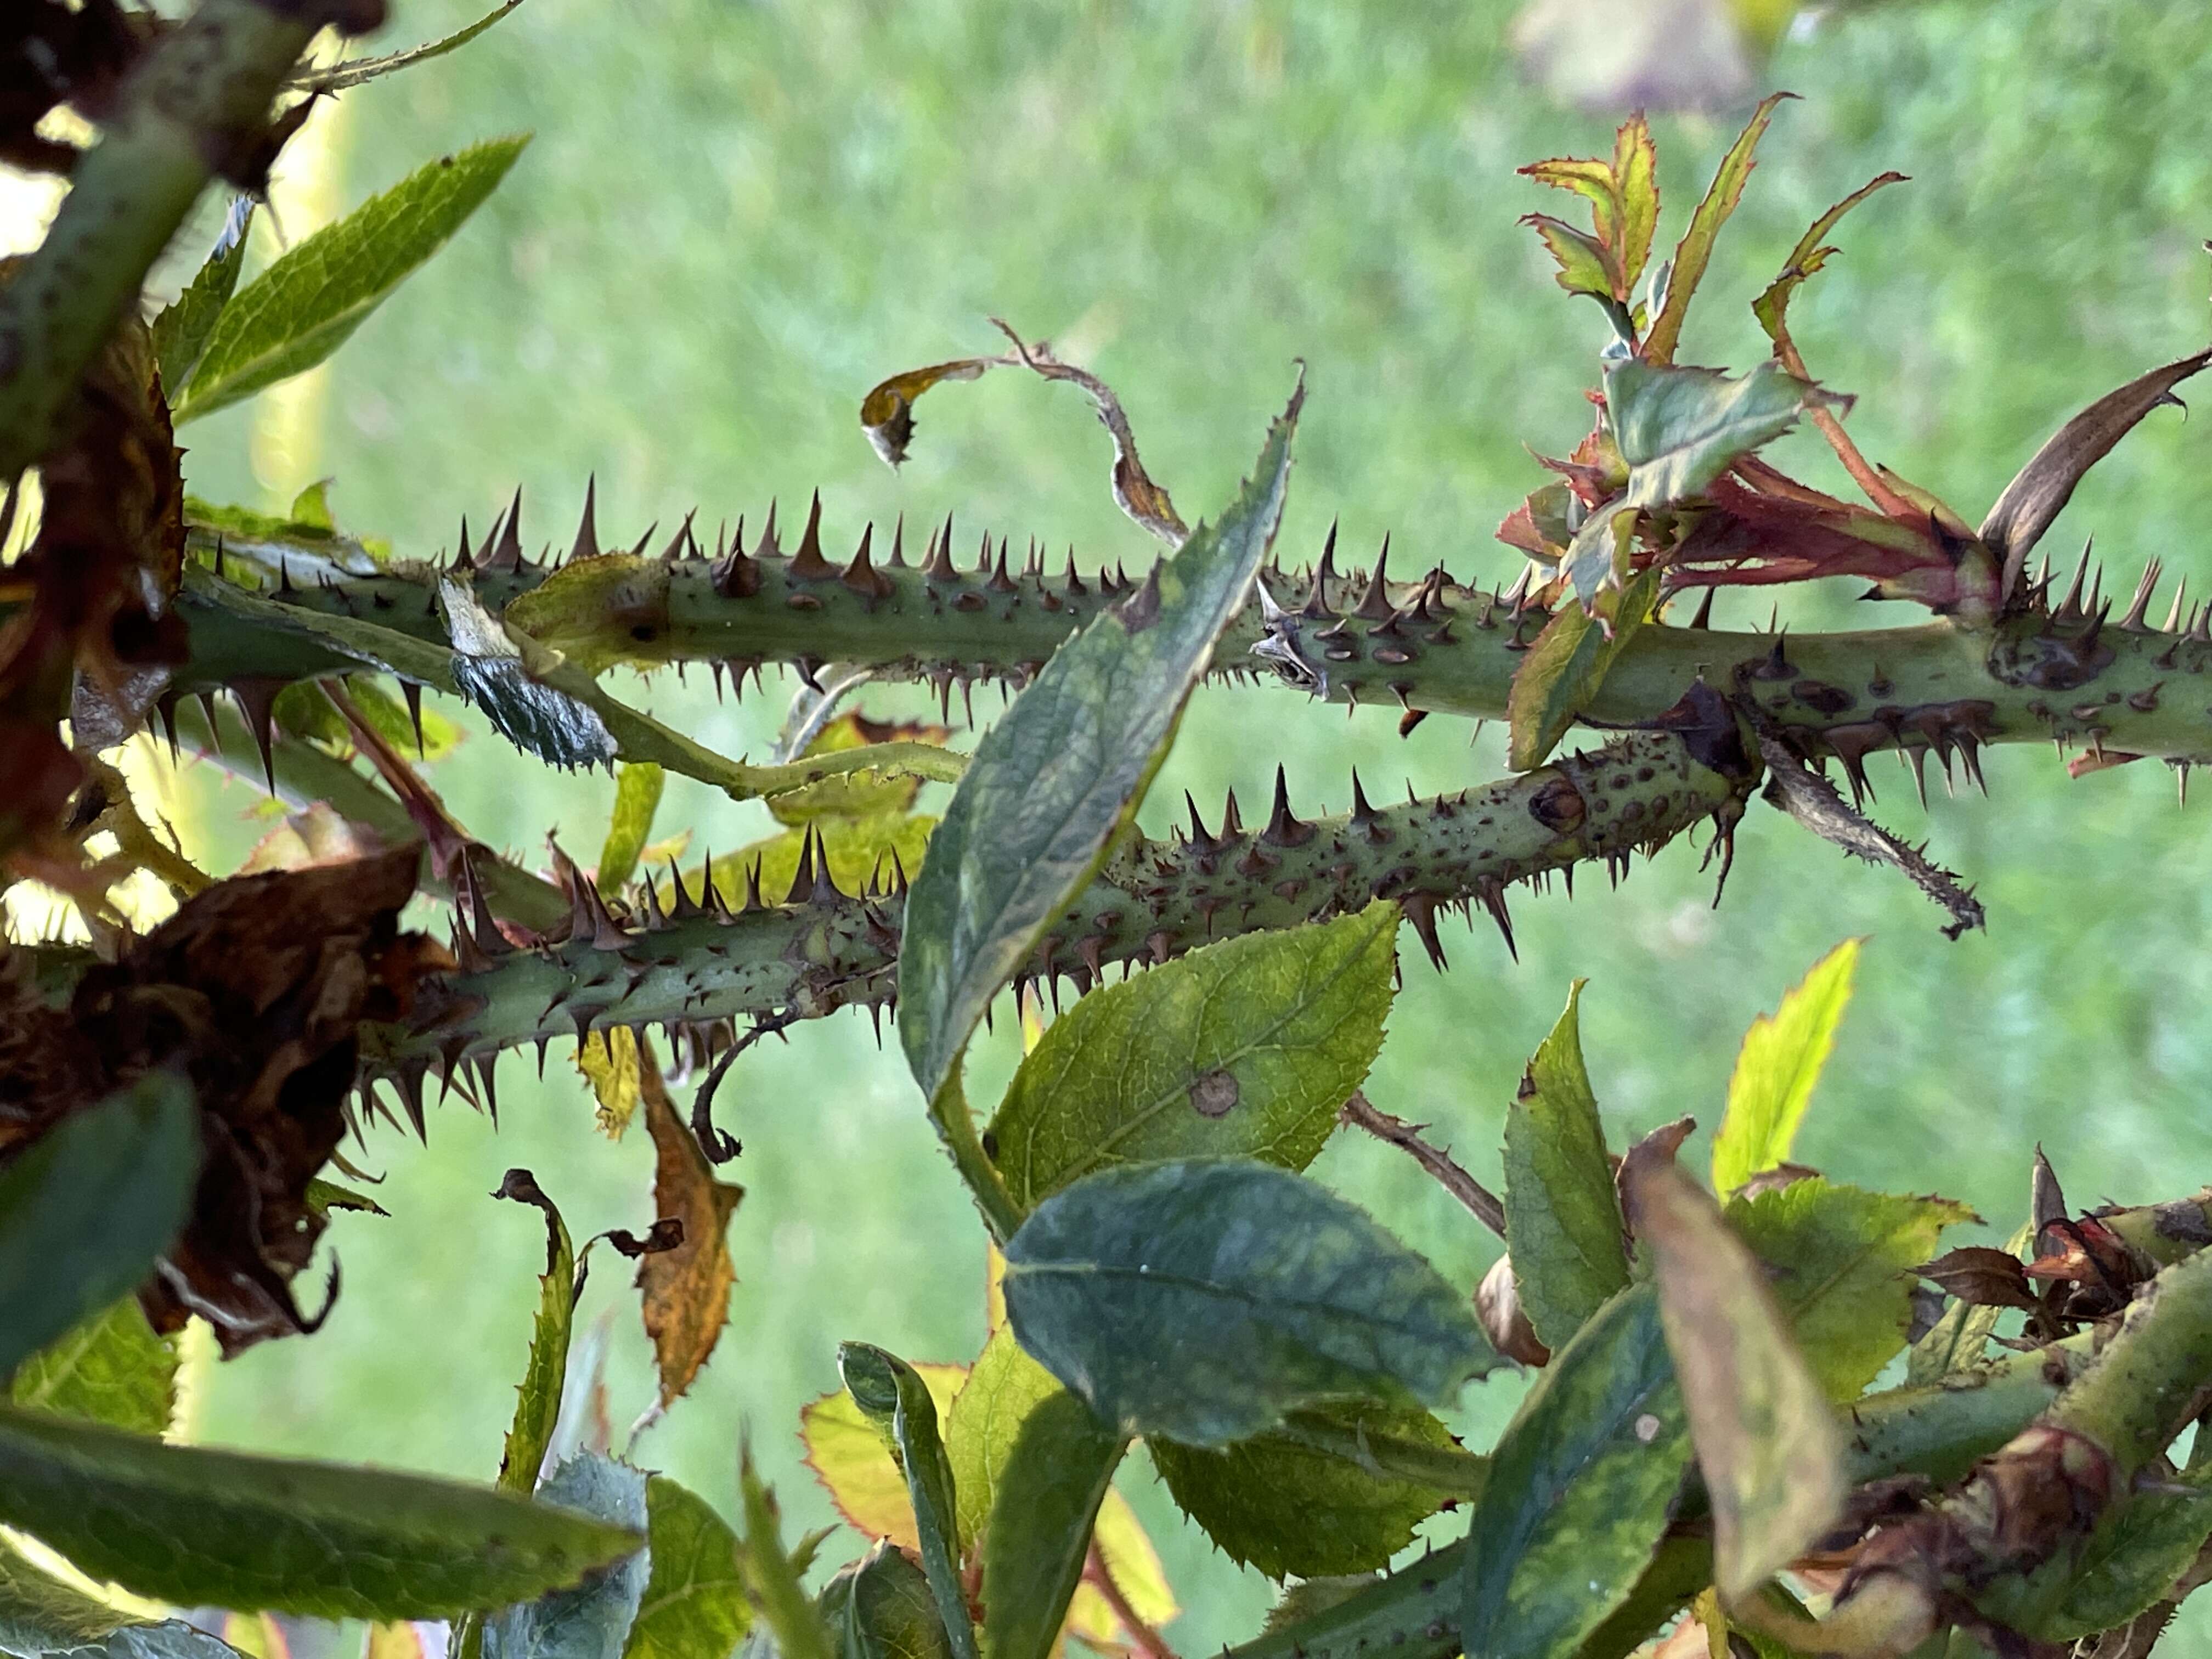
[1983,345,2212,601]
[1735,1161,1820,1200]
[988,317,1191,546]
[1915,1246,2038,1312]
[635,1043,743,1409]
[1475,1253,1550,1367]
[0,847,447,1355]
[858,354,1014,468]
[1615,1115,1695,1240]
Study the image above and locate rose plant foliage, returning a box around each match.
[5,5,2212,1659]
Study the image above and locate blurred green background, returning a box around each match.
[155,0,2212,1648]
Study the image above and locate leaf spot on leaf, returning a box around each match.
[1188,1072,1239,1119]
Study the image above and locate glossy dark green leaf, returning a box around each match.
[596,764,665,898]
[172,138,532,422]
[1150,1398,1458,1579]
[1607,358,1815,509]
[837,1345,979,1659]
[988,901,1397,1210]
[1506,562,1658,771]
[7,1297,177,1437]
[1457,1285,1689,1659]
[150,197,254,396]
[1711,941,1861,1197]
[1502,981,1629,1351]
[980,1391,1124,1659]
[1641,92,1793,366]
[0,1533,242,1659]
[1003,1160,1497,1447]
[1974,1465,2212,1641]
[1729,1180,1975,1400]
[490,1170,577,1494]
[0,1072,199,1380]
[487,1454,651,1659]
[0,1407,639,1618]
[821,1544,953,1659]
[1626,1162,1842,1599]
[898,387,1301,1107]
[622,1476,749,1659]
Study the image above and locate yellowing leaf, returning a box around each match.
[1623,1159,1844,1601]
[860,356,1011,468]
[1711,940,1861,1196]
[769,713,953,827]
[597,763,665,897]
[576,1028,642,1140]
[800,1363,967,1551]
[637,1057,743,1409]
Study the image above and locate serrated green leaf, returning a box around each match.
[8,1297,177,1438]
[988,901,1397,1211]
[622,1476,750,1659]
[738,1444,833,1659]
[1626,1161,1843,1600]
[491,1171,577,1493]
[304,1177,389,1221]
[980,1391,1124,1659]
[0,1407,639,1618]
[0,1072,199,1380]
[801,1363,967,1553]
[1752,173,1908,351]
[1150,1398,1457,1579]
[1503,982,1630,1351]
[898,387,1301,1112]
[1457,1284,1689,1659]
[151,197,254,396]
[1711,940,1861,1196]
[821,1544,953,1659]
[1974,1464,2212,1641]
[487,1454,651,1659]
[1608,358,1815,509]
[1506,561,1658,771]
[1003,1160,1497,1447]
[173,138,532,422]
[1641,93,1793,366]
[0,1533,242,1659]
[1728,1179,1976,1401]
[1524,214,1616,301]
[836,1346,978,1659]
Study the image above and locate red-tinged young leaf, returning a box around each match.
[1752,172,1908,351]
[1711,940,1860,1195]
[1497,482,1576,561]
[1521,156,1623,255]
[1507,562,1658,771]
[636,1055,743,1409]
[1622,1158,1845,1601]
[1916,1247,2038,1311]
[1641,92,1796,366]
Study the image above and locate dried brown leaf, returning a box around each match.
[1915,1246,2038,1312]
[857,354,1012,469]
[636,1044,743,1407]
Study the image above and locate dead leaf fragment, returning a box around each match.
[636,1042,743,1406]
